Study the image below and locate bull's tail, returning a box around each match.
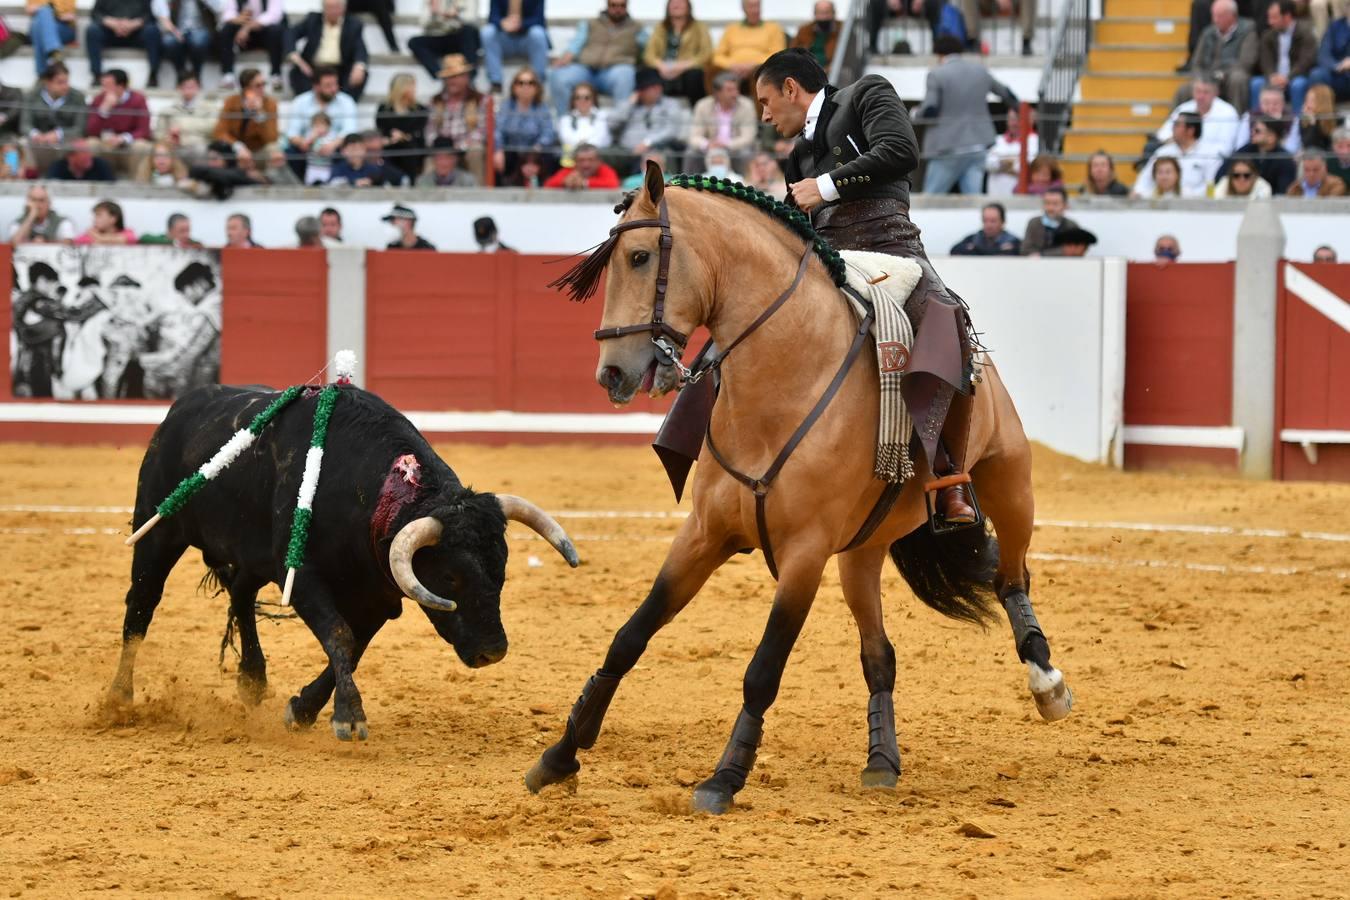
[888,524,999,626]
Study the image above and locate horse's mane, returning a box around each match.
[548,175,848,303]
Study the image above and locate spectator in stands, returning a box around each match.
[299,111,335,183]
[713,0,786,91]
[643,0,712,103]
[27,0,79,78]
[1179,0,1255,111]
[620,149,665,189]
[429,54,486,179]
[1221,114,1298,190]
[1023,154,1063,194]
[75,199,135,244]
[135,141,189,184]
[384,204,437,250]
[21,63,87,176]
[687,71,757,170]
[213,68,279,158]
[1309,5,1350,99]
[1154,234,1181,266]
[474,216,514,251]
[544,141,620,189]
[480,0,549,93]
[950,202,1022,256]
[154,0,217,82]
[46,138,117,181]
[219,0,287,92]
[85,69,152,178]
[409,1,482,81]
[608,67,686,174]
[494,67,558,178]
[918,36,1018,195]
[1158,76,1241,158]
[1312,244,1338,261]
[792,1,839,69]
[86,0,162,86]
[1288,146,1348,193]
[419,136,479,185]
[1052,226,1097,257]
[1234,84,1301,152]
[1299,83,1337,149]
[158,73,218,155]
[288,0,370,100]
[226,212,261,247]
[362,130,408,185]
[1081,150,1130,196]
[984,108,1038,196]
[1135,111,1223,197]
[503,149,545,186]
[558,82,610,166]
[9,185,75,243]
[747,150,787,198]
[320,207,343,242]
[377,73,431,182]
[1248,0,1317,115]
[139,211,202,246]
[347,0,399,52]
[701,146,738,179]
[959,0,1038,58]
[1142,156,1184,197]
[1020,187,1079,256]
[0,80,20,146]
[295,215,323,247]
[550,0,648,114]
[329,133,381,185]
[1329,126,1350,181]
[288,66,359,178]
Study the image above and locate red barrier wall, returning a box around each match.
[1122,262,1236,470]
[219,248,328,387]
[1277,263,1350,481]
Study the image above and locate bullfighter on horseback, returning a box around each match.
[761,47,980,529]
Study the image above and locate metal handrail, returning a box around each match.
[830,0,867,87]
[1036,0,1092,155]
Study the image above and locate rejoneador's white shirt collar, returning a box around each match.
[802,89,826,140]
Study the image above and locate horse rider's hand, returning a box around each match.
[789,178,825,213]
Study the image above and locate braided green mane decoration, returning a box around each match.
[665,174,847,287]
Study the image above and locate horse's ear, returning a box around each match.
[643,159,665,205]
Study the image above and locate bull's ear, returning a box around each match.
[643,158,665,205]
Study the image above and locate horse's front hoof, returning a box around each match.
[1028,664,1073,722]
[691,780,735,815]
[861,765,899,790]
[283,696,315,731]
[525,756,580,794]
[331,717,369,742]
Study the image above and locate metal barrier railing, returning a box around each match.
[1035,0,1092,155]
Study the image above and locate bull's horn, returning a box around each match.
[388,516,457,612]
[497,495,581,567]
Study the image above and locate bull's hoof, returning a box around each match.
[861,765,900,790]
[1028,664,1074,722]
[331,718,369,742]
[690,779,735,815]
[283,697,315,731]
[525,755,580,794]
[236,672,268,707]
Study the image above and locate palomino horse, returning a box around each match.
[527,165,1072,814]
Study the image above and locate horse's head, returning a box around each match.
[574,161,710,405]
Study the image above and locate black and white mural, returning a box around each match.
[10,246,222,399]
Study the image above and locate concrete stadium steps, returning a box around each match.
[1062,127,1149,157]
[1087,45,1186,73]
[1071,99,1173,125]
[1078,71,1187,101]
[1093,17,1189,46]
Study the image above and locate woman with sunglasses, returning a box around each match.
[1212,160,1273,198]
[493,67,559,179]
[557,82,610,168]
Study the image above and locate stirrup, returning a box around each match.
[922,472,984,535]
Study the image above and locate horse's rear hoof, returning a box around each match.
[236,673,267,707]
[525,757,580,794]
[861,765,899,790]
[1028,664,1073,722]
[691,781,734,815]
[331,718,369,742]
[283,697,314,731]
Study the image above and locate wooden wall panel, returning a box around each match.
[219,248,328,388]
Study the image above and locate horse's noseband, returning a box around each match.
[592,197,689,366]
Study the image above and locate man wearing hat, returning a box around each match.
[609,67,686,174]
[474,216,514,252]
[479,0,549,92]
[1052,226,1098,257]
[548,0,648,114]
[384,204,436,250]
[430,53,487,180]
[419,136,480,187]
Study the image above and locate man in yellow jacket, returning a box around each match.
[712,0,785,89]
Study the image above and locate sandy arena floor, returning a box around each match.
[1,440,1348,898]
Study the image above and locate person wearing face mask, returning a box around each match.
[1153,235,1182,266]
[790,1,840,69]
[382,204,436,250]
[1020,188,1081,256]
[701,145,738,179]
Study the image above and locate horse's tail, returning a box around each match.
[888,524,999,625]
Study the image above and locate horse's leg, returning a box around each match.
[691,550,828,814]
[838,544,901,788]
[525,520,733,793]
[971,440,1074,722]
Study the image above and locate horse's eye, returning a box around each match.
[630,250,650,267]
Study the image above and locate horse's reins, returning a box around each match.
[595,196,902,580]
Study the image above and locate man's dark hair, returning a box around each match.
[1177,111,1203,140]
[982,202,1007,223]
[314,65,340,84]
[1271,0,1295,17]
[41,61,69,82]
[167,212,188,230]
[29,262,59,284]
[174,261,216,293]
[320,207,341,222]
[1254,114,1287,139]
[177,71,199,87]
[755,47,828,93]
[933,34,965,56]
[1043,186,1067,201]
[341,132,364,148]
[104,68,130,89]
[229,212,252,231]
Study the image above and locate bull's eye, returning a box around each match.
[630,249,650,268]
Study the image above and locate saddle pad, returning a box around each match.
[839,250,921,484]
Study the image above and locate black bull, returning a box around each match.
[109,384,579,741]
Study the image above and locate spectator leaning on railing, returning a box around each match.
[86,0,162,86]
[23,63,87,176]
[712,0,785,91]
[86,68,153,177]
[480,0,550,94]
[950,202,1022,256]
[213,67,279,156]
[219,0,288,92]
[10,184,75,243]
[409,0,482,81]
[643,0,713,102]
[287,0,370,100]
[377,73,431,182]
[687,70,756,170]
[27,0,79,78]
[550,0,648,114]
